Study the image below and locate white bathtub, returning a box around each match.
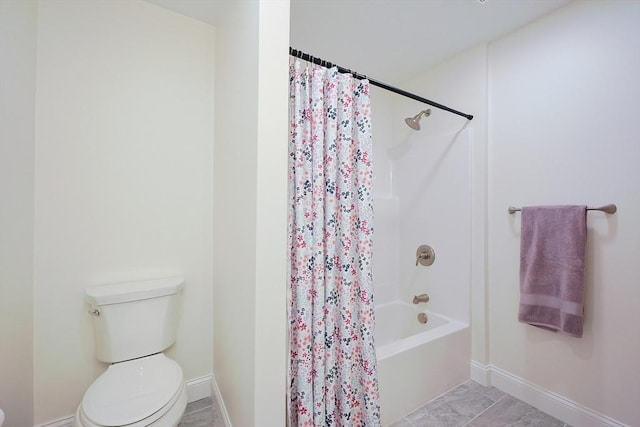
[375,301,470,426]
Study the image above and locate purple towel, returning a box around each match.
[518,205,587,337]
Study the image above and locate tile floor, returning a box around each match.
[178,380,570,426]
[390,381,570,427]
[178,395,225,427]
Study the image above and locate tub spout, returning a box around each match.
[413,293,430,304]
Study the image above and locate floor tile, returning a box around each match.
[182,381,567,427]
[178,405,218,426]
[183,397,213,414]
[405,384,495,427]
[179,396,225,427]
[463,380,505,402]
[466,395,566,427]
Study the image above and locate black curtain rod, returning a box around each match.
[289,48,473,121]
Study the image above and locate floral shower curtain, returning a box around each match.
[288,58,380,427]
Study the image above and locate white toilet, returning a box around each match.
[74,277,187,427]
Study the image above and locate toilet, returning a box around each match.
[74,277,187,427]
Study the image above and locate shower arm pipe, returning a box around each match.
[289,48,474,121]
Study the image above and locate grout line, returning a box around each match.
[391,414,419,427]
[462,394,506,426]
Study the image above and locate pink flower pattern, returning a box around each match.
[288,58,380,426]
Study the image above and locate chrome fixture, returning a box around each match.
[508,203,617,214]
[416,244,435,266]
[404,109,431,130]
[413,294,430,304]
[417,312,429,324]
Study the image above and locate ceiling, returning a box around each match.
[147,0,572,83]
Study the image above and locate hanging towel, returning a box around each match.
[518,205,587,337]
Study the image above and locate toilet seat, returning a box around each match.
[77,353,186,427]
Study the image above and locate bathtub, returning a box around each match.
[375,301,470,426]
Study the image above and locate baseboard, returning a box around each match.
[469,360,491,386]
[35,375,215,427]
[186,374,213,402]
[470,361,629,427]
[211,374,232,427]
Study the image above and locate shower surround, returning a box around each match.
[371,108,473,424]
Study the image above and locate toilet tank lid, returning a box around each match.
[86,277,184,306]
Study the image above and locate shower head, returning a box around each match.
[404,109,432,130]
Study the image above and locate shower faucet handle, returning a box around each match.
[415,252,431,266]
[415,244,435,266]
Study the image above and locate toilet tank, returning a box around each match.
[86,277,184,363]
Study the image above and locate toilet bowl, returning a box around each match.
[74,354,187,427]
[76,277,187,427]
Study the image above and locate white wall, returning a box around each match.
[213,1,288,425]
[488,1,640,424]
[33,1,215,422]
[0,1,37,426]
[213,3,258,425]
[254,2,289,423]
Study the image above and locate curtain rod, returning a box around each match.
[289,48,473,121]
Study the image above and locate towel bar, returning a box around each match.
[508,204,617,214]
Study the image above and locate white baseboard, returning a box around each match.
[470,361,629,427]
[211,374,232,427]
[36,375,215,427]
[186,374,213,402]
[469,360,491,386]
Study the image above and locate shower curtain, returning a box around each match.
[288,58,380,427]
